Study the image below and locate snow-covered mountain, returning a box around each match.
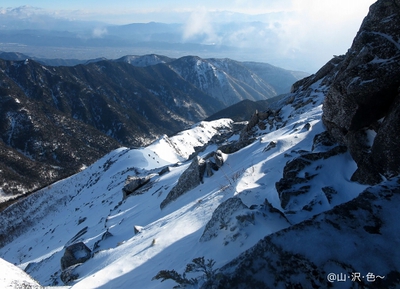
[0,54,302,201]
[167,56,277,107]
[115,54,307,107]
[1,0,399,288]
[115,54,173,67]
[0,88,333,288]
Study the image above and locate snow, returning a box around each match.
[0,257,42,288]
[0,91,370,288]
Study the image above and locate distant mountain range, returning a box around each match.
[0,6,328,72]
[1,1,400,288]
[0,54,305,199]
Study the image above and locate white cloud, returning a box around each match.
[258,0,376,69]
[182,8,220,44]
[92,27,108,38]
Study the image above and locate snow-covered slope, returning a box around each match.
[0,257,42,289]
[0,77,371,288]
[2,2,399,288]
[168,56,278,107]
[115,54,173,67]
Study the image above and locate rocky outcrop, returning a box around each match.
[204,177,400,289]
[322,0,400,184]
[213,150,224,168]
[200,197,290,246]
[200,197,249,243]
[275,141,347,210]
[160,156,206,209]
[122,175,152,199]
[239,108,285,141]
[93,230,113,252]
[160,151,227,208]
[60,263,81,285]
[60,242,91,271]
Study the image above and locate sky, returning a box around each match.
[0,0,376,24]
[0,0,377,72]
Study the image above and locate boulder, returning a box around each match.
[213,150,224,168]
[218,138,254,154]
[122,175,151,199]
[205,160,216,177]
[158,166,170,176]
[160,156,206,209]
[134,225,143,234]
[60,242,91,271]
[263,140,277,152]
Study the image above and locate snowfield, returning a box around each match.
[0,257,41,289]
[0,89,369,288]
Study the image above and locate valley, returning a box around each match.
[1,0,400,288]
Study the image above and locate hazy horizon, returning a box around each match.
[0,1,376,72]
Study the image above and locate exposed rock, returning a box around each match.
[291,56,344,94]
[275,146,347,210]
[202,150,224,177]
[102,230,113,240]
[188,145,207,160]
[263,140,277,152]
[134,226,143,234]
[239,108,285,141]
[205,161,215,177]
[322,0,400,184]
[122,175,151,199]
[302,122,311,131]
[218,138,255,154]
[321,186,338,204]
[60,242,91,271]
[60,263,81,285]
[65,227,88,247]
[213,150,224,168]
[160,156,206,209]
[158,166,170,176]
[260,198,291,224]
[311,131,336,151]
[200,197,249,243]
[200,197,291,248]
[204,177,400,289]
[93,230,113,251]
[371,93,400,178]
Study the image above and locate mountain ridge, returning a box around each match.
[0,55,302,200]
[2,1,399,288]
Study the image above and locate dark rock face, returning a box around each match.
[213,150,224,168]
[60,242,91,271]
[160,156,206,209]
[322,0,400,184]
[60,264,81,285]
[371,93,400,178]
